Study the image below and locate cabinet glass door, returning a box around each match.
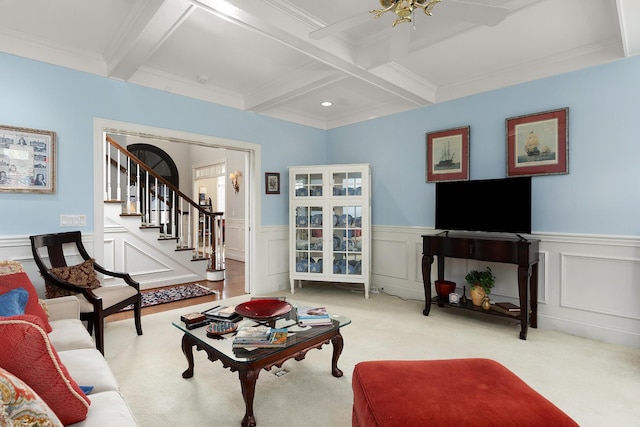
[332,171,363,196]
[294,206,323,274]
[294,172,323,197]
[331,205,363,276]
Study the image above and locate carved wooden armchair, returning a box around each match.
[30,231,142,354]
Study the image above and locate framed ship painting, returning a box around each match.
[426,126,469,182]
[0,124,56,194]
[506,107,568,177]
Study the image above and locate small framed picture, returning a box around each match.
[506,107,569,177]
[265,172,280,194]
[0,124,56,194]
[426,126,470,182]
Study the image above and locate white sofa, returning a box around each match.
[46,295,138,427]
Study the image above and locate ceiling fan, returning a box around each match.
[309,0,510,40]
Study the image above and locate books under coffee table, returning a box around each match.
[172,301,350,427]
[232,326,288,348]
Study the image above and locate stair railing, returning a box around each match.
[104,135,219,263]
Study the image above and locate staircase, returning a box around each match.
[102,136,224,290]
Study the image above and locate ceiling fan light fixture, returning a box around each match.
[371,0,442,27]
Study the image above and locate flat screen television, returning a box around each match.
[435,177,532,235]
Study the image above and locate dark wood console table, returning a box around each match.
[421,234,540,340]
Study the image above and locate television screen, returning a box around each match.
[435,177,531,234]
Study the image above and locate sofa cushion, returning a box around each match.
[72,390,138,427]
[0,272,52,332]
[58,348,120,394]
[0,287,29,316]
[47,259,101,298]
[0,260,24,275]
[0,366,63,427]
[0,314,90,425]
[48,318,96,351]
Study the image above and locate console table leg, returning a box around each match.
[330,332,344,377]
[530,264,539,328]
[239,368,260,427]
[181,334,196,378]
[421,254,434,316]
[517,266,530,340]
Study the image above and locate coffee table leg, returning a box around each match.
[239,368,260,427]
[181,334,196,379]
[330,331,344,378]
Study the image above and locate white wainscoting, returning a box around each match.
[225,218,245,262]
[2,227,639,347]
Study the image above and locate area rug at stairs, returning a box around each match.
[121,283,215,311]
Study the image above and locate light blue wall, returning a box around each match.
[0,53,325,233]
[328,55,640,236]
[1,52,639,236]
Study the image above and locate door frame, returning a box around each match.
[93,118,260,294]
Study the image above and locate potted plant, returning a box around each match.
[465,267,495,306]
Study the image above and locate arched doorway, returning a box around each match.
[127,143,180,234]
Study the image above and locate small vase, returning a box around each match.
[482,295,491,311]
[470,286,485,306]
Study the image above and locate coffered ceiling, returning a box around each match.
[0,0,638,129]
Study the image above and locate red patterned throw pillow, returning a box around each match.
[0,272,52,333]
[47,259,101,299]
[0,314,90,425]
[0,367,63,427]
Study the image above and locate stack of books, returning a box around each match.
[232,326,288,348]
[202,305,240,322]
[493,302,521,315]
[296,306,332,327]
[180,312,209,330]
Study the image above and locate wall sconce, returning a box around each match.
[229,170,241,194]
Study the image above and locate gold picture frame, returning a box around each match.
[0,124,56,194]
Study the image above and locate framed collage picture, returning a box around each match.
[426,126,470,182]
[0,125,56,194]
[265,172,280,194]
[506,107,569,177]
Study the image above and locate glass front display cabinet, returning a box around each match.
[289,164,371,298]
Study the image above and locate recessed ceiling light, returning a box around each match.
[321,101,333,107]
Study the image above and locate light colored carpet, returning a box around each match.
[104,283,640,427]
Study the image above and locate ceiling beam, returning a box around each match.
[616,0,640,57]
[193,0,433,106]
[106,0,195,81]
[245,67,347,112]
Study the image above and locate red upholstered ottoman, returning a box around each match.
[352,358,578,427]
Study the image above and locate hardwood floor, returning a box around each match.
[107,259,247,323]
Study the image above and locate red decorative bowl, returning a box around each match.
[435,280,457,301]
[234,299,292,321]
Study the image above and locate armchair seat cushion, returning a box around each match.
[76,285,139,313]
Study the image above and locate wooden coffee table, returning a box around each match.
[172,308,350,427]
